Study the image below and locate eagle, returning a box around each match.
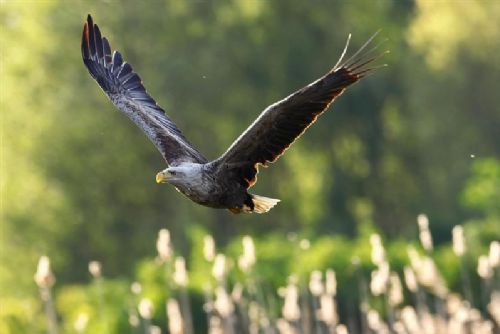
[82,15,384,214]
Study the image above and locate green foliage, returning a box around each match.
[462,158,500,216]
[4,225,498,333]
[53,279,132,334]
[0,296,44,334]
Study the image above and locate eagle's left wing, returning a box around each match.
[215,34,383,188]
[82,15,207,166]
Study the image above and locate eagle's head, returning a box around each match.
[156,168,183,184]
[155,164,203,187]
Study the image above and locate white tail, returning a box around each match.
[251,195,280,213]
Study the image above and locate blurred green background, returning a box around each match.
[1,0,499,333]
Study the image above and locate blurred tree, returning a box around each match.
[462,158,500,217]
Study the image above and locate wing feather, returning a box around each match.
[216,33,384,188]
[81,14,207,166]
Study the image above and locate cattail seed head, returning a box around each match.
[149,326,162,334]
[417,213,429,230]
[370,272,384,296]
[299,239,310,250]
[231,283,243,302]
[208,316,223,334]
[489,241,500,268]
[34,255,55,288]
[393,321,406,334]
[74,313,89,333]
[477,255,493,279]
[242,236,256,264]
[238,236,256,273]
[129,314,139,327]
[366,309,378,329]
[325,269,337,296]
[407,246,421,270]
[131,281,142,295]
[370,261,389,296]
[454,304,469,323]
[452,225,466,257]
[420,311,436,334]
[309,270,324,296]
[212,254,226,282]
[336,324,349,334]
[282,279,300,321]
[446,293,464,315]
[367,309,388,332]
[88,260,102,278]
[202,284,214,314]
[237,256,249,273]
[276,319,294,333]
[487,291,500,326]
[173,256,188,287]
[370,234,386,266]
[156,229,172,262]
[214,286,234,318]
[417,256,437,287]
[138,298,154,319]
[318,294,338,325]
[417,214,433,251]
[166,298,183,334]
[415,256,448,297]
[203,235,216,262]
[401,306,421,334]
[403,266,418,293]
[388,273,403,306]
[469,308,481,322]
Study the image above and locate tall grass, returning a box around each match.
[35,217,500,334]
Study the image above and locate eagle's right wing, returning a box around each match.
[215,33,384,188]
[82,15,207,166]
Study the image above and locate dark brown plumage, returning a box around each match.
[82,15,207,166]
[216,54,376,189]
[82,14,384,213]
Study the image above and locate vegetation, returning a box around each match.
[23,220,500,333]
[1,0,499,333]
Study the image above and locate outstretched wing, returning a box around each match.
[81,15,207,166]
[215,33,384,188]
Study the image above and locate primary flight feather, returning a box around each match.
[82,14,383,214]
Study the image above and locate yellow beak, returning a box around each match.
[156,171,168,183]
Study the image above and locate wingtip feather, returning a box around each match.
[333,33,351,70]
[87,14,93,26]
[337,31,388,78]
[81,22,89,59]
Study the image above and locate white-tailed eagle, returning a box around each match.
[82,15,384,214]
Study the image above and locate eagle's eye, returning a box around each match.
[170,171,177,176]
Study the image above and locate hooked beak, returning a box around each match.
[156,171,169,183]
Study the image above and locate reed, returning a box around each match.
[35,218,499,334]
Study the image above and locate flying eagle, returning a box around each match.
[82,15,383,214]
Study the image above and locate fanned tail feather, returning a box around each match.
[251,195,280,213]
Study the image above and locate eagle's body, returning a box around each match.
[162,163,237,208]
[82,15,383,213]
[158,162,279,213]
